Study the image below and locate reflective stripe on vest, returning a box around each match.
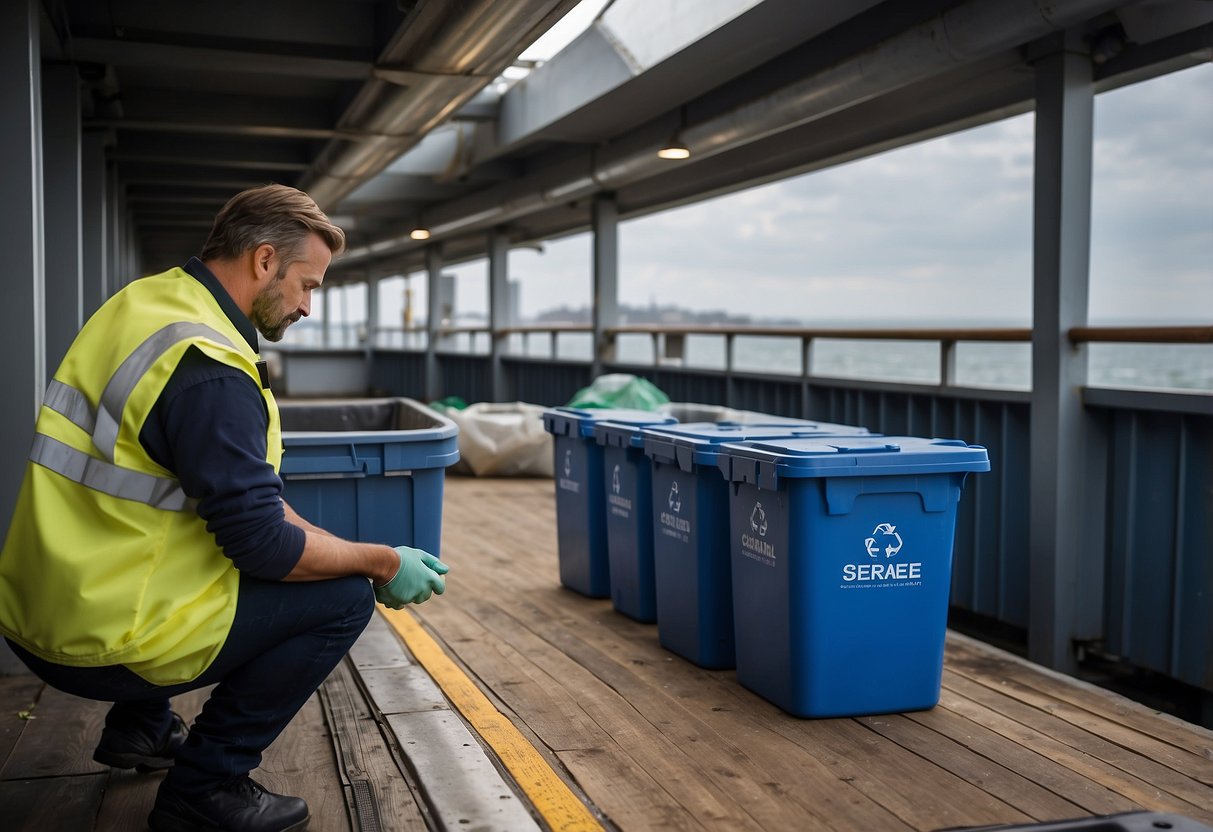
[44,322,236,451]
[34,321,236,512]
[29,433,191,512]
[94,322,237,461]
[43,379,96,433]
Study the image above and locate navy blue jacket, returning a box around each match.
[138,258,306,580]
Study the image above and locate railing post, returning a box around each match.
[801,335,813,418]
[725,333,736,407]
[592,194,619,379]
[1028,33,1099,675]
[941,339,958,386]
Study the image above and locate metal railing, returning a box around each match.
[367,322,1212,384]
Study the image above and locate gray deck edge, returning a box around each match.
[349,613,543,832]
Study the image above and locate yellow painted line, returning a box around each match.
[379,607,604,832]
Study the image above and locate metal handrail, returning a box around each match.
[607,324,1033,341]
[1068,325,1213,343]
[376,322,1213,343]
[364,323,1211,388]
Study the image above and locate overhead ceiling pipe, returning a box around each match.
[300,0,577,210]
[337,0,1120,268]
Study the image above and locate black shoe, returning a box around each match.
[92,711,188,772]
[148,777,309,832]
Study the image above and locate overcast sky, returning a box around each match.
[353,62,1210,330]
[420,62,1209,327]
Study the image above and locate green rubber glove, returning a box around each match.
[374,546,449,609]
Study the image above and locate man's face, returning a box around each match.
[251,232,330,342]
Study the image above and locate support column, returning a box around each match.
[322,288,332,347]
[591,194,619,380]
[0,0,46,541]
[42,64,83,376]
[1028,35,1096,674]
[364,274,379,388]
[488,228,510,402]
[81,129,109,317]
[425,244,444,401]
[106,163,122,287]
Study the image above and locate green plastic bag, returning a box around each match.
[429,395,468,412]
[566,374,670,411]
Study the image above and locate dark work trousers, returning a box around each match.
[7,572,374,794]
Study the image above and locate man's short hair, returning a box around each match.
[201,184,346,266]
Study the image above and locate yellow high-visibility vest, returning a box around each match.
[0,267,281,685]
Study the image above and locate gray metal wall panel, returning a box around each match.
[436,354,491,404]
[505,359,592,407]
[640,367,729,409]
[369,351,427,399]
[1100,406,1213,692]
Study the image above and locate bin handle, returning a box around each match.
[281,470,367,481]
[825,476,961,515]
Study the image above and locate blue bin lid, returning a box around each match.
[642,421,871,472]
[717,436,990,489]
[592,416,682,448]
[542,406,676,439]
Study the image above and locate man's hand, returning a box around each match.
[374,546,449,608]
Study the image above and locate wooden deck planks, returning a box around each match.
[0,670,376,830]
[942,673,1213,822]
[417,475,1213,832]
[0,773,108,829]
[945,635,1213,784]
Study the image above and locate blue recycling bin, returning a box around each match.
[590,416,683,622]
[542,408,676,598]
[717,436,990,717]
[642,420,870,668]
[279,398,460,557]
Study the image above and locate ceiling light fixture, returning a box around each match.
[657,141,691,160]
[410,227,431,241]
[657,105,692,160]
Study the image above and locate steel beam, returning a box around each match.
[81,130,109,317]
[1028,34,1097,674]
[591,194,619,379]
[0,0,45,562]
[42,64,83,376]
[68,37,371,81]
[426,244,445,401]
[488,228,510,401]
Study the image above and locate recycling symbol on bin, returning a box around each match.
[865,523,903,559]
[563,449,572,478]
[668,480,682,512]
[612,464,622,494]
[750,502,768,536]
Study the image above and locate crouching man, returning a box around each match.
[0,184,448,832]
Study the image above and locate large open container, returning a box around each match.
[541,407,676,599]
[717,436,989,717]
[642,420,870,668]
[278,398,459,557]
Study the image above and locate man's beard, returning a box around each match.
[250,268,296,342]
